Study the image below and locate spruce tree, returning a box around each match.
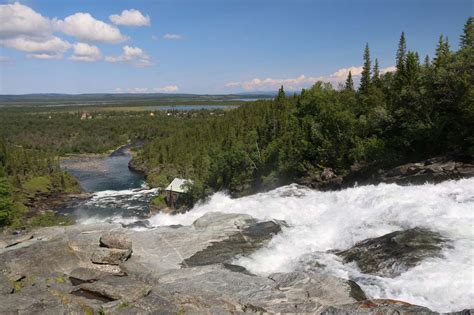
[372,58,380,87]
[276,85,286,102]
[345,71,354,91]
[359,43,371,93]
[460,16,473,50]
[396,32,407,74]
[423,55,430,68]
[434,35,451,68]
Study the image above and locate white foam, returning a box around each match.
[147,178,474,312]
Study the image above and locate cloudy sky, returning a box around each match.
[0,0,471,94]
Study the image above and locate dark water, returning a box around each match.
[61,146,144,192]
[58,145,157,223]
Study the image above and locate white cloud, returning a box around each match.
[381,66,396,74]
[330,66,363,79]
[53,12,128,43]
[0,2,51,39]
[0,36,70,56]
[154,85,179,93]
[226,74,324,91]
[70,42,101,62]
[225,65,396,91]
[109,9,150,27]
[163,33,183,40]
[27,53,63,60]
[105,45,153,67]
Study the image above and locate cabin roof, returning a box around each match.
[165,178,193,193]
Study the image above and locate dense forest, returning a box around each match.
[0,107,225,227]
[134,18,473,201]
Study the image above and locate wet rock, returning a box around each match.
[91,247,132,265]
[183,219,282,267]
[192,212,256,230]
[100,232,132,250]
[337,227,447,277]
[121,220,151,229]
[321,299,435,314]
[343,155,474,189]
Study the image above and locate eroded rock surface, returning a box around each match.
[0,212,446,314]
[337,227,448,277]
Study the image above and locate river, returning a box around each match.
[59,149,474,312]
[58,145,158,224]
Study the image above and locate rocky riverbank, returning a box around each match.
[0,212,471,314]
[303,155,474,191]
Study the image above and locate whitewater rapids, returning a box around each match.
[83,178,474,312]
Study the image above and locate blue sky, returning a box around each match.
[0,0,471,94]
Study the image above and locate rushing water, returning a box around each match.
[61,150,474,312]
[59,146,157,222]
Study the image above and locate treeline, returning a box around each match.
[0,109,215,154]
[0,108,226,227]
[135,17,473,200]
[0,139,80,227]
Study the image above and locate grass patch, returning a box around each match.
[22,176,51,194]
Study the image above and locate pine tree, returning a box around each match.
[434,35,451,68]
[405,51,421,86]
[460,16,473,50]
[423,55,430,68]
[359,43,371,93]
[276,85,286,102]
[372,58,380,87]
[345,71,354,91]
[396,32,407,74]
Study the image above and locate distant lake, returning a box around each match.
[147,105,238,111]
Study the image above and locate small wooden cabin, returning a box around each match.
[164,178,193,207]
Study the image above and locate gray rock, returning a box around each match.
[69,267,114,285]
[100,232,132,250]
[183,219,282,267]
[192,211,256,230]
[77,275,152,302]
[91,247,132,265]
[321,299,436,314]
[0,214,441,314]
[155,264,366,313]
[337,227,448,277]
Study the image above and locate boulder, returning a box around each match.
[183,219,282,267]
[337,227,447,277]
[91,247,132,265]
[99,232,132,250]
[192,212,256,230]
[76,276,152,302]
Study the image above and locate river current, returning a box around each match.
[60,150,474,312]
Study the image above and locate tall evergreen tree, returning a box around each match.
[423,55,430,68]
[460,16,473,50]
[276,85,286,102]
[345,71,354,91]
[434,35,451,68]
[396,32,407,74]
[372,58,380,86]
[359,43,371,93]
